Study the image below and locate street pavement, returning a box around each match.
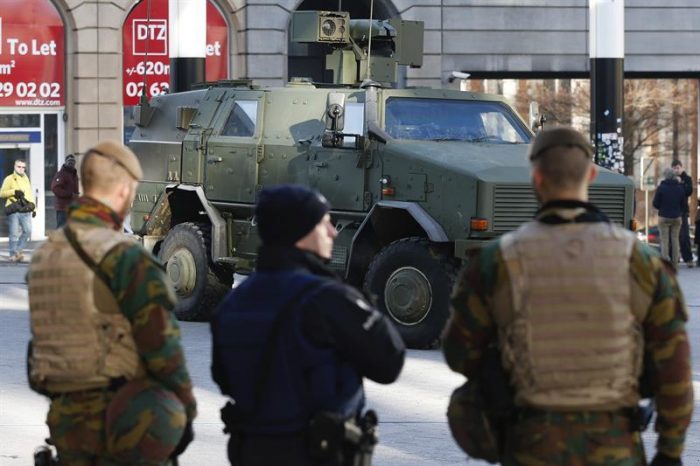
[0,245,699,465]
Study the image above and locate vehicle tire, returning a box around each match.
[159,222,233,321]
[363,237,458,349]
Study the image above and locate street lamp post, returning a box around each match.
[169,0,206,93]
[589,0,625,174]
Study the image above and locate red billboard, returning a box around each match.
[122,0,229,106]
[0,0,65,107]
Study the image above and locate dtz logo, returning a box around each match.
[132,19,167,56]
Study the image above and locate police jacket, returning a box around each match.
[211,245,405,434]
[653,178,686,219]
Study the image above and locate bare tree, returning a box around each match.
[511,79,696,178]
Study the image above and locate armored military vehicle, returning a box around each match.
[128,11,635,348]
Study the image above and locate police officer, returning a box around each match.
[443,127,693,466]
[211,184,406,466]
[27,140,196,465]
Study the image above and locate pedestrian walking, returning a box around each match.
[0,158,36,262]
[27,140,196,465]
[50,153,79,228]
[443,127,693,466]
[671,159,694,267]
[211,184,406,466]
[653,167,686,267]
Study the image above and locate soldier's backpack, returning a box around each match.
[446,347,512,464]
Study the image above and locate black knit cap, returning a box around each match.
[255,184,331,246]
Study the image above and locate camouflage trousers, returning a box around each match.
[46,378,186,466]
[502,410,646,466]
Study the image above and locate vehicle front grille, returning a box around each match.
[492,184,627,233]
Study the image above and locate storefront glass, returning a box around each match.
[43,113,58,230]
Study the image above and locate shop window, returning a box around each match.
[0,114,40,128]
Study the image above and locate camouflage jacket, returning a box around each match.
[65,197,197,419]
[443,200,692,458]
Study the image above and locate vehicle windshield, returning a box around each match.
[384,98,530,143]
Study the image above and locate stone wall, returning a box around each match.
[52,0,700,148]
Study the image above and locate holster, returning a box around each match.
[629,399,655,432]
[33,441,57,466]
[308,410,378,466]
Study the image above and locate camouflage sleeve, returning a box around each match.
[102,243,198,420]
[631,244,693,459]
[442,241,500,378]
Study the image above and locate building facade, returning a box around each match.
[1,0,698,238]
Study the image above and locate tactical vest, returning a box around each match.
[212,270,365,434]
[496,220,647,410]
[28,224,144,393]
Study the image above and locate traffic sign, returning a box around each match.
[640,156,657,191]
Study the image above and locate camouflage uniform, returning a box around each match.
[32,197,197,466]
[443,202,693,465]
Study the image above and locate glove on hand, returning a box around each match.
[32,211,36,218]
[14,190,24,198]
[170,420,194,459]
[650,453,682,466]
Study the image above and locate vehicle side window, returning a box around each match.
[221,100,258,137]
[342,102,364,147]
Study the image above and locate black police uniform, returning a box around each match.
[212,245,406,466]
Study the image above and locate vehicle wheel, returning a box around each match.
[159,222,233,321]
[363,237,458,349]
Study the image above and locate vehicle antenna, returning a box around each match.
[366,0,375,81]
[139,0,152,105]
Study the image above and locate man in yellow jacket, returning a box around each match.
[0,159,36,262]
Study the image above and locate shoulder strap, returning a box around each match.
[63,226,113,290]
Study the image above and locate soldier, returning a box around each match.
[0,158,36,262]
[211,184,406,466]
[27,140,197,465]
[443,127,693,466]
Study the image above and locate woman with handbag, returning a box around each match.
[0,159,35,262]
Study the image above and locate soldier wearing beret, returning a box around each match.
[211,184,406,466]
[443,127,693,466]
[27,140,197,465]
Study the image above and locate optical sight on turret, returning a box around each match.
[291,10,423,86]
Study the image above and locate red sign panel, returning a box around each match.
[0,0,65,107]
[122,0,229,106]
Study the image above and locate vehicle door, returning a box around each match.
[205,90,265,203]
[308,92,367,211]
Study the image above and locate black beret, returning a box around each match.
[255,185,331,246]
